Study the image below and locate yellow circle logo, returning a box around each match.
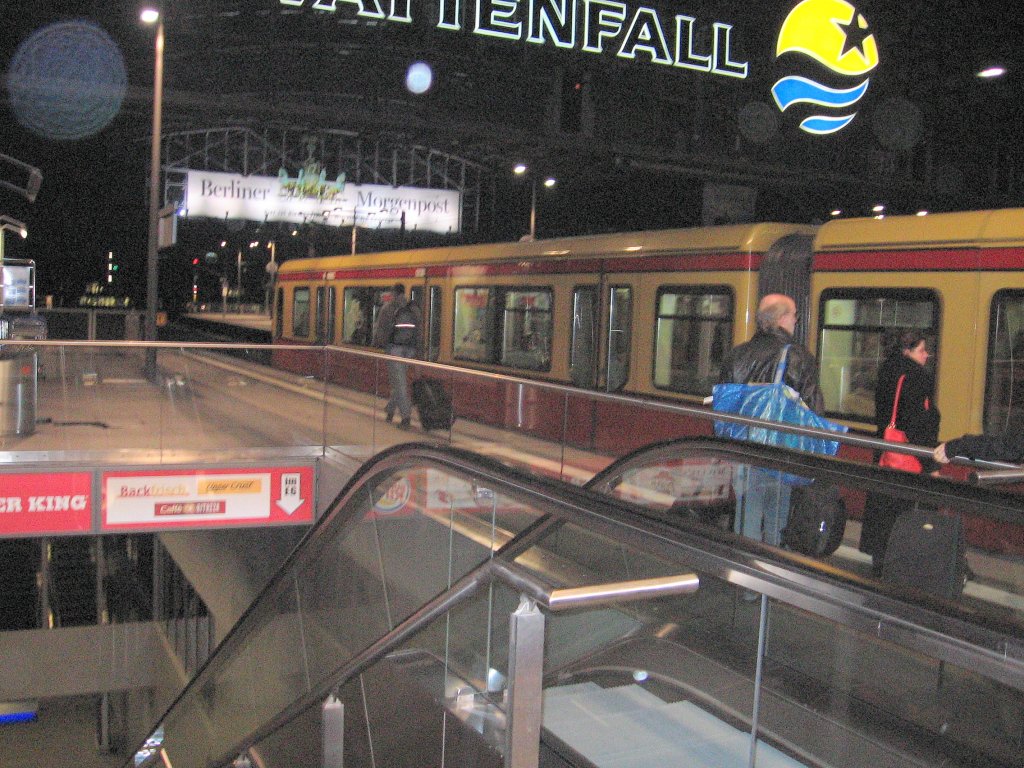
[772,0,880,134]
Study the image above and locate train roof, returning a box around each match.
[276,222,817,275]
[815,208,1024,251]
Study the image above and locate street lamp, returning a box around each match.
[0,153,42,203]
[513,164,556,240]
[0,215,28,312]
[264,241,278,315]
[141,7,164,377]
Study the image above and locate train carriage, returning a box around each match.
[811,208,1024,444]
[272,222,816,452]
[273,208,1024,452]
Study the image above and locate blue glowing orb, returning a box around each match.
[405,62,433,95]
[7,20,127,141]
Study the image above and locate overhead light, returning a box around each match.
[872,204,885,213]
[916,210,929,216]
[0,215,28,238]
[830,209,842,217]
[140,8,159,24]
[543,177,556,188]
[513,163,527,175]
[977,66,1006,78]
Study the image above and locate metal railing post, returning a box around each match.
[505,595,545,768]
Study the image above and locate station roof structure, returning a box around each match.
[2,0,1024,296]
[130,0,1024,224]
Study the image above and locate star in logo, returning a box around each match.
[836,14,872,59]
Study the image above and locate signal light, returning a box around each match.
[192,258,199,265]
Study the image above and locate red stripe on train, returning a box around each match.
[277,252,760,282]
[816,248,1024,271]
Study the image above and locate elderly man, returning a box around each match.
[718,293,823,413]
[718,293,824,547]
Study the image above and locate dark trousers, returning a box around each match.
[859,491,900,567]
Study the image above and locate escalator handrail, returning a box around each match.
[125,441,1024,768]
[586,434,1024,527]
[246,440,1024,675]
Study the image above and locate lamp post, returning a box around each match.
[513,164,556,240]
[141,7,164,377]
[264,241,277,316]
[0,215,28,313]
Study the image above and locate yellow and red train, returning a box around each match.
[273,208,1024,455]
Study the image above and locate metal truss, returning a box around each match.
[159,125,490,233]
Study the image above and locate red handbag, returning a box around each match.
[878,375,923,473]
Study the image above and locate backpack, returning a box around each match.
[389,302,418,346]
[782,482,847,557]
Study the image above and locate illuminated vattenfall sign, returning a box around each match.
[185,170,462,233]
[280,0,749,79]
[280,0,880,136]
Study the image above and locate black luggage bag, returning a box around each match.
[782,482,847,557]
[881,508,968,599]
[411,378,454,431]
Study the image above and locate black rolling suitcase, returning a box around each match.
[411,378,454,431]
[881,508,967,599]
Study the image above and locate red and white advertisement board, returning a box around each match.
[102,466,314,531]
[0,472,93,536]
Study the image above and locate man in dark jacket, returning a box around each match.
[718,293,824,546]
[372,283,422,428]
[718,293,824,413]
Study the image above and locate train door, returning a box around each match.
[273,287,284,339]
[570,285,599,387]
[757,234,813,346]
[605,285,633,392]
[425,285,442,361]
[314,286,336,344]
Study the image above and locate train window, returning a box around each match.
[653,287,733,396]
[315,286,335,344]
[453,287,494,362]
[500,289,552,371]
[818,289,938,421]
[607,286,632,392]
[274,288,284,339]
[984,290,1024,433]
[292,287,310,338]
[342,287,375,346]
[570,286,598,388]
[427,286,442,362]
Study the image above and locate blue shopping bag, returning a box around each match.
[712,346,847,456]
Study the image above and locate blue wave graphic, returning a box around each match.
[799,114,857,134]
[771,76,870,112]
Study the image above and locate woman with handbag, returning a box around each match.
[859,329,941,575]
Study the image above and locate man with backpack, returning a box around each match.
[372,283,422,428]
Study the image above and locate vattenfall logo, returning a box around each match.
[771,0,880,135]
[286,0,879,137]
